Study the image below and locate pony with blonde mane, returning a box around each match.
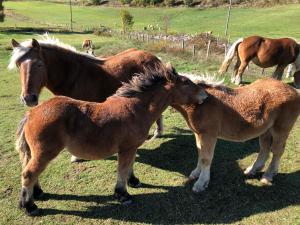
[9,34,165,162]
[173,73,300,192]
[219,36,300,87]
[15,65,206,216]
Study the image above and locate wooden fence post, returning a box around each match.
[181,39,185,50]
[193,45,196,57]
[206,39,211,60]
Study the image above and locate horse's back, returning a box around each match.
[102,49,161,81]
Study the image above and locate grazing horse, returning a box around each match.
[9,35,164,161]
[219,36,300,87]
[82,39,95,56]
[173,74,300,193]
[16,65,207,216]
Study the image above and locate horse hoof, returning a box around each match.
[70,156,87,163]
[33,186,44,199]
[128,177,142,188]
[26,206,40,217]
[114,189,133,205]
[20,202,39,216]
[260,177,272,185]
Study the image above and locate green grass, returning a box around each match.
[0,2,300,224]
[3,1,300,39]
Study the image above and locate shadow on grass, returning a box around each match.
[0,27,92,35]
[36,133,300,223]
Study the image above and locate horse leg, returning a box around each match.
[19,152,56,216]
[128,156,141,188]
[244,130,272,176]
[231,57,241,84]
[189,133,203,180]
[150,116,164,140]
[114,149,137,204]
[272,65,286,80]
[261,128,292,183]
[261,136,287,184]
[286,64,294,78]
[234,60,248,85]
[192,134,217,193]
[18,144,44,199]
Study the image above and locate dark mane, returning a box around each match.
[115,66,172,97]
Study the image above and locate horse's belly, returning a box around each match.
[218,123,271,142]
[67,141,118,160]
[251,57,275,68]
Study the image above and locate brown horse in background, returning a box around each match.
[15,65,207,216]
[9,35,164,161]
[174,74,300,193]
[82,39,95,55]
[219,36,300,87]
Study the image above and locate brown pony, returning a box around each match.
[15,65,207,216]
[9,35,164,161]
[218,36,300,86]
[82,39,94,55]
[173,74,300,193]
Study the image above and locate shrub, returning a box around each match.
[164,0,175,6]
[119,0,133,4]
[89,0,102,5]
[184,0,193,6]
[120,10,134,33]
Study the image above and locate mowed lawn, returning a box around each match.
[3,1,300,39]
[0,3,300,224]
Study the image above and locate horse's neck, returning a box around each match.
[42,47,106,97]
[128,88,172,122]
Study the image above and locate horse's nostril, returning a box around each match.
[23,94,38,106]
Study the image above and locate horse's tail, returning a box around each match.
[218,38,244,75]
[15,115,31,169]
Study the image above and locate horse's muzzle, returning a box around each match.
[21,94,38,107]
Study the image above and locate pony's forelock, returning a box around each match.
[8,44,31,70]
[8,33,96,70]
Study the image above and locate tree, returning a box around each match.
[0,0,5,22]
[120,10,134,34]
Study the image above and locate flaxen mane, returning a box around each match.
[181,73,225,87]
[115,67,172,97]
[8,33,97,70]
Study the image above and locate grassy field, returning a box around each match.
[0,2,300,225]
[3,1,300,39]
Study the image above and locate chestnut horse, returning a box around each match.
[219,36,300,86]
[82,39,94,55]
[173,74,300,193]
[16,65,207,216]
[9,35,164,161]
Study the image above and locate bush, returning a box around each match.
[164,0,175,6]
[119,0,133,4]
[93,25,112,36]
[120,10,134,33]
[89,0,102,5]
[132,0,149,6]
[184,0,193,6]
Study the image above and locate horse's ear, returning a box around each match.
[31,39,40,50]
[165,62,178,82]
[11,39,20,48]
